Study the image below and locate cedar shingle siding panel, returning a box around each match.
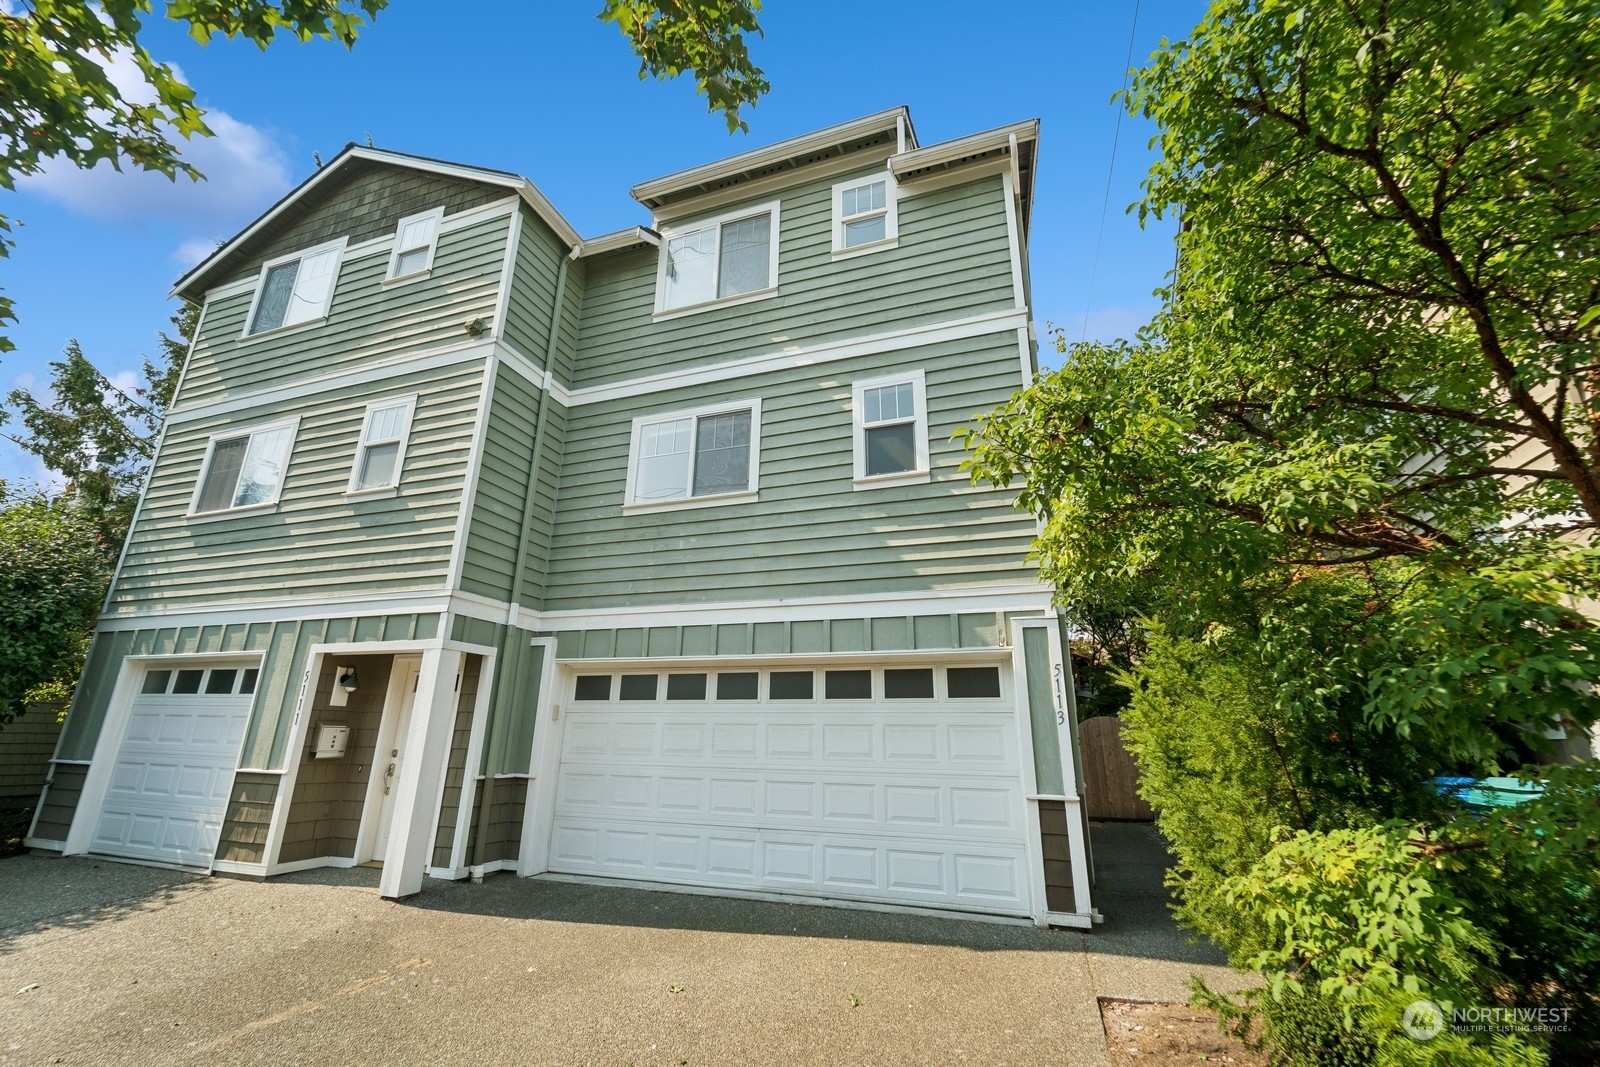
[430,656,483,868]
[1,705,64,807]
[216,772,280,864]
[29,763,87,843]
[218,162,509,288]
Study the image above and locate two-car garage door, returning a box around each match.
[547,661,1033,917]
[89,663,258,867]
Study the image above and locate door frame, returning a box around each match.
[354,655,423,865]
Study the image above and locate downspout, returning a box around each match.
[471,240,577,869]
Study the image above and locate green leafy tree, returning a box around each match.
[600,0,767,132]
[0,494,111,723]
[3,306,193,542]
[966,0,1600,1061]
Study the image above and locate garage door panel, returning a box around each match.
[91,679,254,868]
[549,666,1030,915]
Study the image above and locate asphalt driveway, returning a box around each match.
[0,824,1245,1066]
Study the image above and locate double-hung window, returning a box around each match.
[625,400,761,511]
[243,238,347,337]
[852,370,929,488]
[832,173,898,255]
[386,208,443,282]
[347,396,417,495]
[189,417,300,516]
[655,201,780,314]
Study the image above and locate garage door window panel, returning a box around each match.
[769,671,815,701]
[716,672,759,700]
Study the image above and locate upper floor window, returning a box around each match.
[189,417,300,516]
[386,208,443,282]
[347,396,417,495]
[852,370,929,489]
[243,238,346,337]
[833,174,898,255]
[655,201,780,315]
[625,399,761,511]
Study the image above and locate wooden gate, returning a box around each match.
[1079,715,1154,821]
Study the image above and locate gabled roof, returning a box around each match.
[891,119,1039,233]
[171,145,582,302]
[631,107,918,211]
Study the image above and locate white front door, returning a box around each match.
[367,657,421,863]
[546,661,1032,916]
[90,663,259,868]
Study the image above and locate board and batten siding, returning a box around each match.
[448,616,547,777]
[542,332,1036,612]
[178,209,511,405]
[570,169,1015,389]
[55,613,440,774]
[108,359,487,615]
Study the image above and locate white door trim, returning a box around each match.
[516,637,562,877]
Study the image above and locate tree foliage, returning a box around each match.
[967,0,1600,1061]
[599,0,768,132]
[0,494,111,723]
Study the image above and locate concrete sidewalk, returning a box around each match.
[0,824,1246,1066]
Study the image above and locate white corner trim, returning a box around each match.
[488,203,524,340]
[1001,170,1027,313]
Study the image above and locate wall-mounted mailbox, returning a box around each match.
[313,723,351,760]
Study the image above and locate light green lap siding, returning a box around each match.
[1022,626,1064,796]
[549,610,1030,660]
[179,211,511,405]
[109,360,486,614]
[542,332,1035,611]
[460,367,541,601]
[56,613,438,770]
[518,399,567,610]
[571,171,1014,388]
[447,616,545,776]
[502,209,566,364]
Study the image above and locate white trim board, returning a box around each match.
[537,582,1052,631]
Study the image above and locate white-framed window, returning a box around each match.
[385,207,443,282]
[188,416,301,516]
[241,238,347,338]
[852,370,930,489]
[624,399,762,512]
[346,395,418,496]
[654,201,780,316]
[832,173,898,256]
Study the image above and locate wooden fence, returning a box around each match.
[1,704,64,810]
[1079,715,1154,821]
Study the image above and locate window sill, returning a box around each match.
[382,268,432,288]
[186,501,281,524]
[652,286,778,323]
[832,237,899,261]
[852,470,931,491]
[239,316,328,345]
[622,490,758,515]
[343,486,399,501]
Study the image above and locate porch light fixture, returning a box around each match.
[330,664,359,708]
[338,667,359,693]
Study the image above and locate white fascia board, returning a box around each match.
[631,107,913,207]
[171,147,578,300]
[890,119,1039,179]
[576,227,660,258]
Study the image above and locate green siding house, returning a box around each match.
[28,109,1096,927]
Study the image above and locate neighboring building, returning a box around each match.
[27,109,1096,926]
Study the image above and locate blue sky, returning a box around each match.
[0,0,1206,487]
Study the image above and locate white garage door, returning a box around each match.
[547,662,1033,916]
[90,663,258,867]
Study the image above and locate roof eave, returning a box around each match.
[630,106,915,210]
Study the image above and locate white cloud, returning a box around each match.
[173,237,223,269]
[18,48,293,235]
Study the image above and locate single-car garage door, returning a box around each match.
[90,663,259,867]
[547,661,1033,917]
